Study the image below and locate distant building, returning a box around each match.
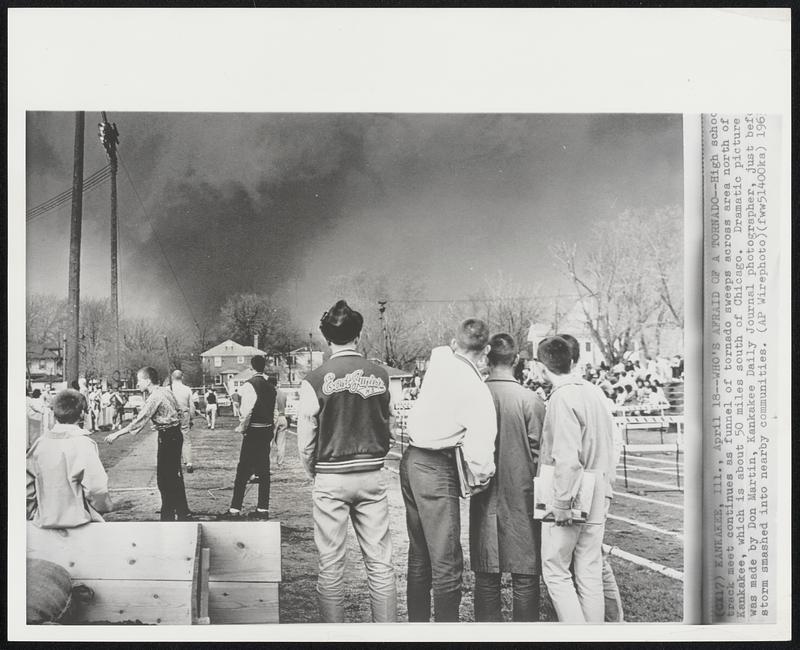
[284,347,324,384]
[378,363,413,405]
[27,343,64,384]
[200,339,267,391]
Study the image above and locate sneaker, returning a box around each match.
[247,510,270,520]
[186,465,194,474]
[216,509,243,521]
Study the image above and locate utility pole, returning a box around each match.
[99,113,121,373]
[163,335,172,377]
[378,300,392,366]
[61,332,67,383]
[66,112,85,385]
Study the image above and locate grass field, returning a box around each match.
[92,412,684,623]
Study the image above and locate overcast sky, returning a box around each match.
[26,112,683,332]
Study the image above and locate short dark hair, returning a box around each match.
[320,299,364,345]
[557,333,581,364]
[536,336,573,375]
[31,389,42,399]
[456,318,490,352]
[487,333,517,367]
[138,366,159,384]
[251,355,267,373]
[53,389,85,424]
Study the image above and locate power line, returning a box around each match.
[27,165,109,217]
[26,165,111,220]
[384,295,582,304]
[27,169,112,221]
[117,153,202,334]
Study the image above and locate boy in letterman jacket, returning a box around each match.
[297,300,397,623]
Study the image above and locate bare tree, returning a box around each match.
[214,293,303,353]
[326,272,434,369]
[552,205,683,364]
[79,299,113,381]
[26,294,68,361]
[466,271,545,350]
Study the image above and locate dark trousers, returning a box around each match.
[399,446,463,622]
[474,572,540,622]
[231,426,273,511]
[157,426,190,520]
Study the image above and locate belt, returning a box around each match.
[156,423,181,432]
[409,444,456,458]
[248,422,274,428]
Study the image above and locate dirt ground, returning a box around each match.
[93,412,682,623]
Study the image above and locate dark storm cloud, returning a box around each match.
[25,112,684,330]
[26,113,63,178]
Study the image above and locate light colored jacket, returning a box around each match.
[540,378,618,513]
[26,423,113,528]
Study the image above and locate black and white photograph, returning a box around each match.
[23,111,685,626]
[8,7,791,643]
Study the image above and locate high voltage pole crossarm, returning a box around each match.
[66,112,85,385]
[99,112,121,378]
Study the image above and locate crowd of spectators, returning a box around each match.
[520,354,682,415]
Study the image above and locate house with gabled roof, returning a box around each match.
[200,339,267,390]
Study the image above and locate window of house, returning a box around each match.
[214,356,222,367]
[215,374,222,384]
[237,356,244,364]
[585,342,591,352]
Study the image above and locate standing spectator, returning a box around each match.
[558,333,625,622]
[470,333,545,622]
[401,318,497,622]
[536,336,617,623]
[69,380,89,429]
[221,357,286,520]
[26,389,45,448]
[268,376,288,468]
[97,389,115,429]
[110,386,126,428]
[105,367,191,521]
[205,389,218,430]
[27,389,113,528]
[87,385,101,432]
[170,370,196,474]
[231,388,242,418]
[297,300,397,623]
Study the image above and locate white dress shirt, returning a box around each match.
[170,381,195,416]
[236,375,283,434]
[406,345,497,484]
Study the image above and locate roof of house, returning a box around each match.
[28,346,62,360]
[201,339,265,358]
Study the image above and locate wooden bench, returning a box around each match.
[26,520,282,625]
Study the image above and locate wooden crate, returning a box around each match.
[27,522,204,625]
[199,521,281,624]
[26,521,282,625]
